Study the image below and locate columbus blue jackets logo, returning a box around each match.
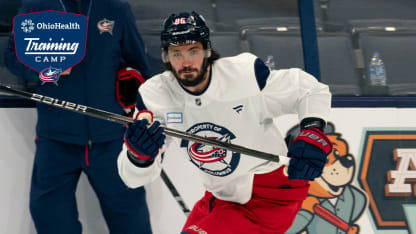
[39,67,62,85]
[181,122,240,177]
[97,18,114,35]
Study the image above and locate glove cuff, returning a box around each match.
[126,150,155,168]
[300,117,326,131]
[134,110,154,122]
[124,135,153,161]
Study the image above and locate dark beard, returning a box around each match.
[173,59,209,87]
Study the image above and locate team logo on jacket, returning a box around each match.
[97,18,114,35]
[39,67,62,85]
[180,122,240,177]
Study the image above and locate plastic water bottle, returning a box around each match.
[368,52,387,86]
[265,55,275,70]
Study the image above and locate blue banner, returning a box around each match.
[13,11,87,85]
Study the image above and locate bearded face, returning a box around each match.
[167,42,210,89]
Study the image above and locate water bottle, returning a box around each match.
[368,52,387,86]
[265,55,275,70]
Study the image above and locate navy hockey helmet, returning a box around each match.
[161,11,211,52]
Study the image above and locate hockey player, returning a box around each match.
[118,11,333,234]
[5,0,153,233]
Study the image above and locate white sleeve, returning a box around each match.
[117,143,163,188]
[116,91,169,188]
[259,68,332,121]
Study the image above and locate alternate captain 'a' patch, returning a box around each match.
[180,122,240,177]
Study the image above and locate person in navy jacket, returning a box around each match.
[4,0,153,233]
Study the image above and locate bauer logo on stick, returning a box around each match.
[31,93,88,112]
[13,11,87,85]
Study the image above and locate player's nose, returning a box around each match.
[181,56,193,67]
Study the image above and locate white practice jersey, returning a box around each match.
[118,53,331,204]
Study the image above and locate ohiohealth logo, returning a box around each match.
[21,19,35,33]
[13,11,87,85]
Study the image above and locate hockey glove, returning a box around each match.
[116,67,145,116]
[287,127,332,181]
[124,112,165,166]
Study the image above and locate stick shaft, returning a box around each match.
[0,84,286,163]
[160,170,191,216]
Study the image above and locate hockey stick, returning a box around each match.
[0,84,289,164]
[0,85,291,214]
[0,84,191,216]
[160,170,190,216]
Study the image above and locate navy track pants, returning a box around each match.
[30,136,151,234]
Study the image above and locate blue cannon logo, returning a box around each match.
[39,67,62,85]
[180,122,240,177]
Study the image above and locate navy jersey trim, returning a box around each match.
[254,58,270,91]
[136,91,147,111]
[178,66,212,96]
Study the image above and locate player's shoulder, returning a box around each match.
[140,72,169,94]
[213,52,259,79]
[139,71,181,106]
[217,52,258,66]
[275,67,317,81]
[214,53,261,80]
[210,53,264,94]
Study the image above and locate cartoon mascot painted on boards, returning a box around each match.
[286,123,368,234]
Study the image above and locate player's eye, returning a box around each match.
[172,52,182,58]
[189,50,198,56]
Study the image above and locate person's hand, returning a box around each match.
[287,127,332,181]
[124,114,165,162]
[61,67,72,75]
